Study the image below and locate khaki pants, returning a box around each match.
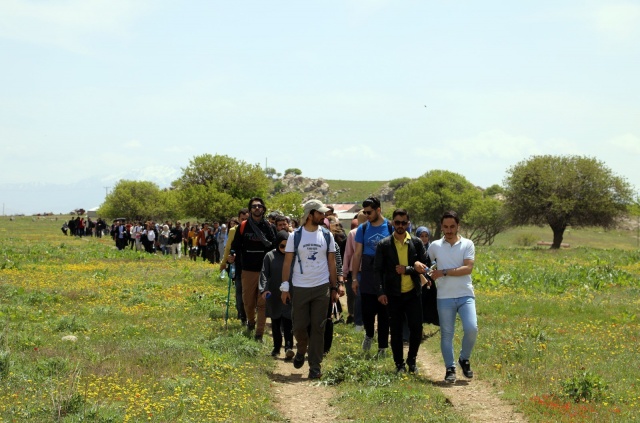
[292,283,330,372]
[241,271,266,335]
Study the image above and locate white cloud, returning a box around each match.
[590,3,640,41]
[330,144,383,161]
[606,133,640,155]
[124,139,142,149]
[0,0,149,53]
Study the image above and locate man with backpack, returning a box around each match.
[351,197,393,356]
[281,199,339,379]
[231,198,277,341]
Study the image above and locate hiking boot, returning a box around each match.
[285,349,295,361]
[395,364,407,374]
[445,367,456,383]
[458,358,474,379]
[254,334,263,343]
[375,348,387,359]
[247,321,256,331]
[408,364,419,374]
[293,352,305,369]
[362,336,373,351]
[308,368,322,379]
[271,348,280,357]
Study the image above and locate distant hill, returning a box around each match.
[324,180,389,203]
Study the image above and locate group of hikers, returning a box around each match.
[61,216,108,237]
[67,196,478,382]
[219,196,477,382]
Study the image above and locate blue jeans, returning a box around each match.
[437,296,478,369]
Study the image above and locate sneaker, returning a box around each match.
[458,358,474,379]
[362,336,373,351]
[308,368,322,379]
[254,334,263,343]
[408,364,419,374]
[285,349,295,361]
[395,364,407,374]
[375,348,387,359]
[293,352,305,369]
[354,325,364,332]
[346,315,354,325]
[271,348,280,357]
[247,321,256,331]
[445,367,456,383]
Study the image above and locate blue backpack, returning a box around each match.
[291,226,332,274]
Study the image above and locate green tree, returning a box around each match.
[173,154,269,200]
[388,177,412,190]
[463,197,509,246]
[504,155,633,249]
[395,170,482,238]
[98,180,164,221]
[178,184,244,222]
[268,192,304,219]
[484,184,504,197]
[172,154,269,220]
[284,168,302,176]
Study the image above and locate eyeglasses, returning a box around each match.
[278,243,287,249]
[362,210,374,216]
[393,220,409,226]
[251,204,264,209]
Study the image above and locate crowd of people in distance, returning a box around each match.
[61,216,108,238]
[63,197,478,383]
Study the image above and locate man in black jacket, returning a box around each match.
[374,209,429,374]
[230,197,277,341]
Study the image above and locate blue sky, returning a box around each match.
[1,1,639,214]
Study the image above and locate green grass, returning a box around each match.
[325,180,388,203]
[1,216,639,422]
[491,225,639,250]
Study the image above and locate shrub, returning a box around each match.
[561,371,608,403]
[515,233,537,247]
[0,350,9,378]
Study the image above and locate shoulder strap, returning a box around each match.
[293,227,304,274]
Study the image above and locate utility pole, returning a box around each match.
[104,187,110,197]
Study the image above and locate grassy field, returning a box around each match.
[324,180,387,204]
[1,216,639,422]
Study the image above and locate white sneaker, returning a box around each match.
[362,336,373,351]
[354,325,364,332]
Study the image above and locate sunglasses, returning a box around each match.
[278,243,287,249]
[393,220,409,226]
[251,204,264,209]
[362,210,374,215]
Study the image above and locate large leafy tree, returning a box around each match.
[395,170,482,239]
[268,192,304,219]
[504,155,633,249]
[98,180,165,221]
[173,154,269,200]
[173,154,269,220]
[463,197,509,246]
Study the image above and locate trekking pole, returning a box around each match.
[225,271,232,329]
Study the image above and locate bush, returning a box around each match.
[0,350,9,378]
[561,371,608,403]
[515,233,538,247]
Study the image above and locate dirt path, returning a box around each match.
[269,355,339,422]
[415,330,527,423]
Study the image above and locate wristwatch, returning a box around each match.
[443,269,448,276]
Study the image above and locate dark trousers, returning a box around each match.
[361,292,389,349]
[271,316,293,351]
[388,291,423,367]
[199,245,208,260]
[235,269,246,321]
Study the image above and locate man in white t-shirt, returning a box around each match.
[281,199,339,379]
[425,210,478,384]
